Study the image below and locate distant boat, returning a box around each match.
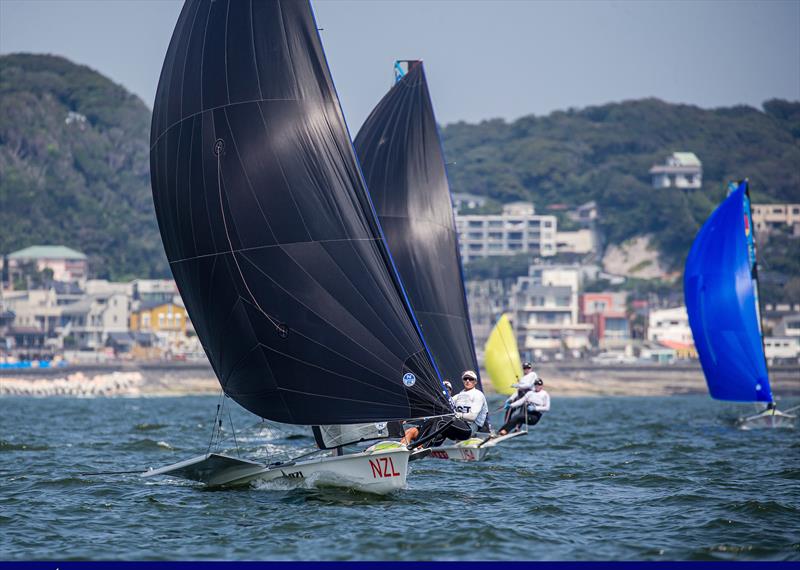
[684,180,796,429]
[145,0,454,493]
[354,61,526,460]
[484,313,523,396]
[353,60,481,394]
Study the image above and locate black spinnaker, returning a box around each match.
[354,61,482,394]
[150,0,451,425]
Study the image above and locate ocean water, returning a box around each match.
[1,394,798,561]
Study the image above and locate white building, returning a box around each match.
[751,204,800,236]
[456,202,557,262]
[649,152,702,190]
[647,306,694,346]
[511,265,592,354]
[764,337,800,363]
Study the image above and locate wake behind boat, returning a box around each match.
[144,0,456,493]
[685,180,796,430]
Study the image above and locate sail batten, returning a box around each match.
[151,0,451,425]
[354,62,481,393]
[684,181,773,403]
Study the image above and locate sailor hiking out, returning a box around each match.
[401,370,488,448]
[499,378,550,435]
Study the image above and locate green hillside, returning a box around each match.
[0,53,167,280]
[441,98,800,269]
[1,54,798,289]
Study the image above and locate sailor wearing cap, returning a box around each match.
[450,370,489,433]
[513,361,539,391]
[499,377,550,435]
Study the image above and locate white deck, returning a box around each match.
[427,430,528,462]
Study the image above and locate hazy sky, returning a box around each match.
[1,0,798,128]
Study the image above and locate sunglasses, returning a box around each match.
[462,377,476,382]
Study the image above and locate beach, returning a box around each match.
[2,361,798,399]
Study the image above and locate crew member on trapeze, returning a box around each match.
[499,378,550,435]
[401,370,489,448]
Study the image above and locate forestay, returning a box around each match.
[354,61,481,394]
[684,180,773,402]
[150,0,452,425]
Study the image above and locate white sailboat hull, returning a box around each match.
[737,409,796,430]
[143,444,410,495]
[427,431,528,462]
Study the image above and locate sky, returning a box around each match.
[1,0,798,129]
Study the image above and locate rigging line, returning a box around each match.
[228,408,240,458]
[206,391,225,455]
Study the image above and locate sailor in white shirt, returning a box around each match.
[499,378,550,434]
[451,370,488,433]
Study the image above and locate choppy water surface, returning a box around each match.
[1,395,798,561]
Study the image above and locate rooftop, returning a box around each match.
[8,245,87,261]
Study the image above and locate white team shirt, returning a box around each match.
[452,388,488,427]
[509,388,550,412]
[515,371,539,390]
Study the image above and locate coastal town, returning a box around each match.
[2,152,798,375]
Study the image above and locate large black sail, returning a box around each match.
[354,62,481,393]
[150,0,451,424]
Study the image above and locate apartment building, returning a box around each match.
[580,292,630,348]
[751,203,800,236]
[456,202,557,262]
[511,264,592,354]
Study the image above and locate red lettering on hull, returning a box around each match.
[369,456,401,478]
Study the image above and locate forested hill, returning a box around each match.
[441,98,800,268]
[1,53,798,280]
[0,53,168,280]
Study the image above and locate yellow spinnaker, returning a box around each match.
[484,313,522,395]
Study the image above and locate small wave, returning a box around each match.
[0,440,49,452]
[133,423,168,432]
[728,499,797,516]
[121,439,175,451]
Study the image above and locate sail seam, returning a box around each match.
[248,0,264,101]
[151,97,300,151]
[168,237,382,265]
[221,109,279,244]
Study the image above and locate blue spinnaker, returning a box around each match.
[684,181,773,402]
